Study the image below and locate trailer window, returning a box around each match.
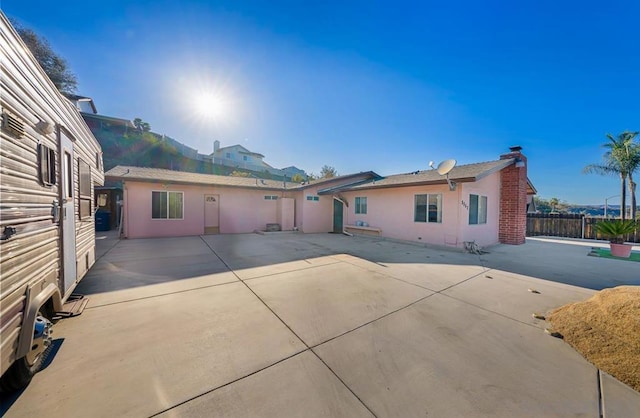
[38,144,56,186]
[79,159,92,219]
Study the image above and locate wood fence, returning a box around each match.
[526,213,640,243]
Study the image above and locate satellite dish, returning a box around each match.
[436,159,456,176]
[429,161,435,169]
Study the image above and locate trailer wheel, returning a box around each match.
[0,316,53,393]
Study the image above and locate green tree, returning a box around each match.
[133,118,151,132]
[230,170,251,177]
[319,165,338,179]
[549,197,559,213]
[614,132,640,220]
[291,173,305,183]
[12,19,77,94]
[584,131,640,220]
[533,197,551,213]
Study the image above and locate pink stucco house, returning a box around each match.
[105,147,535,248]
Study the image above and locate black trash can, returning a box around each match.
[95,211,111,231]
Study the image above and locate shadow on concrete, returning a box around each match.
[0,338,64,415]
[76,232,639,299]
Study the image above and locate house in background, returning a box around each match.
[206,140,308,179]
[282,166,307,179]
[107,147,535,248]
[66,94,98,114]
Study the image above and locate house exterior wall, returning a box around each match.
[277,198,295,231]
[123,181,294,238]
[458,172,501,247]
[299,186,334,233]
[299,174,377,233]
[340,184,463,247]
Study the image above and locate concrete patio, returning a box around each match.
[2,232,639,417]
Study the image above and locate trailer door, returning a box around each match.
[60,131,77,297]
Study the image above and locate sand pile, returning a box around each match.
[548,286,640,392]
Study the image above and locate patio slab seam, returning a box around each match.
[437,286,557,331]
[147,349,310,417]
[307,291,439,350]
[239,260,344,282]
[83,278,240,310]
[331,252,491,294]
[94,235,122,262]
[198,236,379,417]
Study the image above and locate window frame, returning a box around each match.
[414,193,442,223]
[151,190,184,220]
[38,143,56,186]
[468,194,488,225]
[264,195,278,200]
[78,158,92,219]
[306,195,320,201]
[355,197,367,214]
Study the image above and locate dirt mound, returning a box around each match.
[548,286,640,392]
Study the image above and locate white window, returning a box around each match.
[226,152,231,159]
[355,197,367,214]
[306,195,319,201]
[414,194,442,223]
[264,195,278,200]
[152,191,183,219]
[469,194,488,224]
[243,155,248,161]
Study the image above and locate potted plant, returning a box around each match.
[594,219,637,258]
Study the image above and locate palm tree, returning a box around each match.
[607,132,639,219]
[584,131,639,220]
[621,136,640,219]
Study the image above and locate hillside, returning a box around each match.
[87,124,284,181]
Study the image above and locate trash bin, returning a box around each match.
[95,211,111,231]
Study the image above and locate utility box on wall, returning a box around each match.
[277,198,295,231]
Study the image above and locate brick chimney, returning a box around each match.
[499,146,528,245]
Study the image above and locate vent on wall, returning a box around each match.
[1,112,26,138]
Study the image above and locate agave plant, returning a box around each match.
[594,220,637,244]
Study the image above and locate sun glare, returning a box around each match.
[194,92,227,120]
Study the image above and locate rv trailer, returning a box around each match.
[0,13,104,391]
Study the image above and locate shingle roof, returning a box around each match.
[105,158,538,195]
[82,112,135,127]
[302,171,380,189]
[331,159,516,192]
[105,166,298,190]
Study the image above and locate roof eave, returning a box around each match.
[109,175,293,191]
[327,177,478,193]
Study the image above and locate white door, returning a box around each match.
[204,194,219,234]
[60,131,77,297]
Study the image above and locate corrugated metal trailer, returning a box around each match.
[0,12,104,391]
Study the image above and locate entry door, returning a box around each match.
[333,199,344,233]
[204,194,220,234]
[60,131,77,296]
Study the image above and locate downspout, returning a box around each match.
[120,181,127,238]
[456,183,462,247]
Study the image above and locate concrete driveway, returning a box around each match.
[2,233,639,417]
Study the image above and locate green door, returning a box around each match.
[333,199,344,233]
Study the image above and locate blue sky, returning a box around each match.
[5,1,639,204]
